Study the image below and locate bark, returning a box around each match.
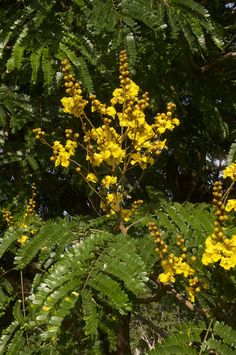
[112,313,132,355]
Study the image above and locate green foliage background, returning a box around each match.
[0,0,236,354]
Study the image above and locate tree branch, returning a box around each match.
[192,51,236,73]
[150,278,210,318]
[134,312,168,340]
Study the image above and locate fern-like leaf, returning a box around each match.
[41,47,54,87]
[0,273,14,317]
[227,142,236,164]
[125,32,137,70]
[89,273,131,313]
[213,321,236,348]
[6,330,25,355]
[82,289,99,337]
[60,43,94,92]
[14,218,78,269]
[0,321,19,354]
[156,202,214,247]
[30,47,44,84]
[18,231,148,348]
[0,228,22,258]
[6,27,28,72]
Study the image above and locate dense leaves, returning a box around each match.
[0,0,235,210]
[0,0,236,354]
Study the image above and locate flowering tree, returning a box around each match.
[1,49,236,354]
[34,50,179,232]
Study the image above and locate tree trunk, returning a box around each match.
[112,313,131,355]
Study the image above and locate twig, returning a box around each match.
[151,278,210,317]
[20,271,30,346]
[199,319,213,355]
[192,52,236,73]
[134,312,168,339]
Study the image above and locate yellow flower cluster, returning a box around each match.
[202,235,236,270]
[24,183,37,218]
[50,138,77,168]
[81,50,179,171]
[223,162,236,181]
[90,94,116,118]
[61,59,88,117]
[155,108,180,135]
[202,180,236,270]
[85,124,125,167]
[86,173,98,184]
[100,193,143,221]
[111,80,140,105]
[2,209,14,225]
[149,223,201,302]
[33,128,46,140]
[2,184,37,246]
[225,199,236,212]
[101,175,117,188]
[159,257,194,283]
[120,199,143,222]
[33,50,180,225]
[100,192,123,216]
[18,235,29,245]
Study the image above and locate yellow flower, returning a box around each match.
[106,193,115,203]
[61,95,87,117]
[150,140,167,155]
[100,192,124,215]
[18,235,28,245]
[172,118,180,126]
[87,126,124,167]
[51,139,77,168]
[65,139,77,155]
[229,235,236,247]
[101,175,117,188]
[88,153,102,166]
[225,199,236,212]
[173,258,194,277]
[111,88,124,105]
[187,287,195,303]
[223,162,236,181]
[130,152,154,169]
[201,236,222,265]
[220,254,236,270]
[61,97,74,113]
[202,234,236,270]
[128,80,140,98]
[106,106,116,118]
[111,80,140,105]
[121,208,132,222]
[86,173,98,184]
[154,113,180,135]
[55,150,70,168]
[159,272,175,283]
[52,140,64,152]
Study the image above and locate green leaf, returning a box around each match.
[30,47,43,84]
[42,47,54,87]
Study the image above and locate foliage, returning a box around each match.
[0,0,235,209]
[1,190,236,353]
[148,321,236,355]
[0,45,236,353]
[1,0,223,88]
[0,1,236,354]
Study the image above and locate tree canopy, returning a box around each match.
[0,1,236,354]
